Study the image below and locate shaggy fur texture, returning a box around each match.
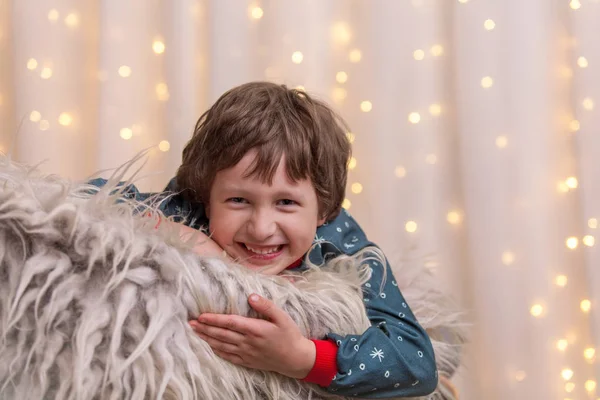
[0,155,465,400]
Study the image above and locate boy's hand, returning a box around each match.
[189,294,316,379]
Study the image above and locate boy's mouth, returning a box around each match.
[237,242,285,262]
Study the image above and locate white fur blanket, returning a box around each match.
[0,156,465,399]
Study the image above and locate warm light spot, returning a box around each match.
[496,136,508,148]
[585,380,596,392]
[556,339,569,351]
[336,71,348,84]
[349,49,362,63]
[584,347,596,360]
[48,9,60,22]
[530,304,544,317]
[58,112,73,126]
[295,85,305,92]
[413,49,425,61]
[394,166,406,178]
[351,183,363,194]
[425,154,437,164]
[447,211,462,225]
[408,112,421,124]
[484,19,496,30]
[291,51,303,64]
[583,235,595,247]
[360,101,372,112]
[29,110,41,122]
[581,299,591,313]
[332,87,347,102]
[158,140,170,152]
[40,67,53,79]
[565,382,575,392]
[331,22,351,45]
[569,119,580,132]
[578,56,589,68]
[156,83,169,101]
[481,76,494,88]
[27,58,38,70]
[570,0,582,10]
[589,218,598,229]
[583,97,594,110]
[250,7,263,19]
[557,182,570,193]
[348,157,357,170]
[565,176,578,189]
[152,40,165,54]
[430,45,444,57]
[555,275,568,287]
[515,370,526,382]
[458,0,469,3]
[560,66,573,78]
[118,66,132,77]
[429,104,442,116]
[346,132,355,143]
[39,120,50,131]
[64,13,80,28]
[120,128,133,140]
[405,221,417,233]
[562,368,574,381]
[566,236,579,249]
[342,198,351,210]
[502,251,515,266]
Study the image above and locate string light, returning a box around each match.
[577,56,589,68]
[569,119,580,132]
[530,304,544,317]
[291,51,303,64]
[156,83,169,101]
[331,22,351,45]
[556,339,569,351]
[39,120,50,131]
[554,275,568,287]
[405,221,417,233]
[495,136,508,148]
[583,235,595,247]
[348,157,357,170]
[295,85,305,92]
[336,71,348,84]
[40,67,53,79]
[582,97,594,110]
[118,66,131,78]
[48,9,59,22]
[580,299,591,313]
[413,49,425,61]
[58,112,73,126]
[27,58,38,70]
[351,183,363,194]
[484,19,496,31]
[458,0,469,3]
[158,140,170,152]
[346,132,355,143]
[29,110,41,122]
[565,382,575,392]
[447,211,462,225]
[589,218,598,229]
[64,13,80,28]
[562,368,574,381]
[430,45,444,57]
[360,101,372,112]
[585,380,596,392]
[394,166,406,178]
[481,76,494,88]
[408,112,421,124]
[250,6,263,19]
[566,236,578,249]
[342,198,351,210]
[502,251,515,266]
[570,0,582,10]
[429,104,442,116]
[120,128,133,140]
[565,176,578,189]
[584,348,596,360]
[349,49,362,63]
[152,40,165,54]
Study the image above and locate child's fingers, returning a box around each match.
[191,320,246,345]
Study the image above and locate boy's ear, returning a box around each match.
[317,216,327,226]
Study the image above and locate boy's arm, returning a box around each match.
[304,212,438,398]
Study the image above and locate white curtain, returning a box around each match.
[1,0,599,398]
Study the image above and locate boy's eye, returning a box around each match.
[227,197,247,204]
[278,199,297,206]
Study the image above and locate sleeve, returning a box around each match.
[308,210,438,398]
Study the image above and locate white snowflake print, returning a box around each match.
[354,344,360,351]
[392,280,398,286]
[384,370,390,378]
[351,236,359,243]
[348,369,352,375]
[398,312,406,318]
[345,221,350,228]
[350,338,357,341]
[370,347,385,362]
[336,340,342,346]
[314,234,326,248]
[364,298,369,302]
[380,292,386,299]
[336,227,342,232]
[418,351,423,358]
[412,380,420,386]
[397,336,403,341]
[365,283,371,288]
[359,363,365,370]
[402,302,407,308]
[394,383,400,388]
[343,242,355,249]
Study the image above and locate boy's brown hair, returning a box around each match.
[176,81,351,222]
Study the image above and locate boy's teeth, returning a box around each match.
[245,244,281,254]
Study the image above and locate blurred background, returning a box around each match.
[1,0,599,398]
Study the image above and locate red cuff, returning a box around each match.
[301,339,338,387]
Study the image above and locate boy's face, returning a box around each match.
[206,150,325,275]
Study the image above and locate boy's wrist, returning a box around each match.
[285,337,316,379]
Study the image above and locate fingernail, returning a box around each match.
[249,294,259,302]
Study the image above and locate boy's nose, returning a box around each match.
[247,210,277,241]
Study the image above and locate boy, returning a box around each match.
[94,81,438,398]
